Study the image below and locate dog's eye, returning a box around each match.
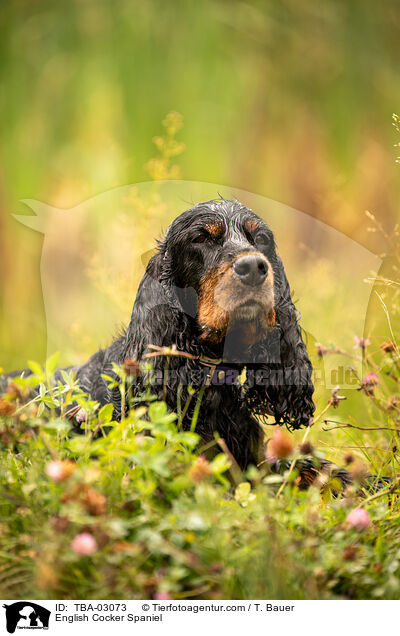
[256,233,271,247]
[192,233,206,244]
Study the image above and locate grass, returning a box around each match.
[1,326,400,600]
[0,9,399,592]
[1,110,400,600]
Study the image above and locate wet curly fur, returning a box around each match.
[73,199,315,469]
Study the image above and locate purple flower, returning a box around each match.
[359,372,379,395]
[354,336,371,350]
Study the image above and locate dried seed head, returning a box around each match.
[386,395,399,411]
[328,386,347,408]
[83,487,107,516]
[342,545,358,561]
[381,340,397,353]
[315,343,328,357]
[299,441,314,455]
[349,461,368,482]
[344,453,355,465]
[123,358,142,377]
[268,429,294,459]
[0,398,15,417]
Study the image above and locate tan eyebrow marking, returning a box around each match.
[204,221,223,237]
[244,218,260,233]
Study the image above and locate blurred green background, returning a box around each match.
[0,0,399,372]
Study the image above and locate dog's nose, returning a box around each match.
[232,254,268,286]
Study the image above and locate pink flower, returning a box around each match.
[359,372,379,395]
[364,372,379,384]
[346,507,371,531]
[154,592,172,600]
[75,408,87,423]
[45,460,75,482]
[71,533,98,555]
[46,461,64,482]
[354,336,371,350]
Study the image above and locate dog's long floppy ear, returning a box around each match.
[245,255,315,430]
[123,239,193,362]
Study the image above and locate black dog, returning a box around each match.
[3,198,392,490]
[72,198,314,469]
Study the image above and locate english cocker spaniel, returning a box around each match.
[75,198,314,470]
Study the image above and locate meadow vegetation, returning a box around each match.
[1,1,400,600]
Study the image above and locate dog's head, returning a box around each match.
[159,199,277,348]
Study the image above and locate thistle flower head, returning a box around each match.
[359,372,379,395]
[71,533,98,556]
[45,460,76,483]
[346,507,371,531]
[268,429,294,459]
[189,456,212,483]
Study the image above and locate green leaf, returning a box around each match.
[235,482,251,497]
[101,373,119,388]
[263,474,285,485]
[60,369,76,385]
[235,481,256,507]
[37,402,45,417]
[43,418,71,432]
[330,478,343,496]
[211,453,231,474]
[22,484,36,496]
[148,401,167,422]
[28,360,43,376]
[174,432,200,448]
[68,436,92,454]
[45,351,60,376]
[40,396,60,408]
[169,475,192,493]
[98,403,114,424]
[321,486,333,505]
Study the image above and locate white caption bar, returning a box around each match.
[1,600,398,636]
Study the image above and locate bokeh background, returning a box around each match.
[0,0,399,381]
